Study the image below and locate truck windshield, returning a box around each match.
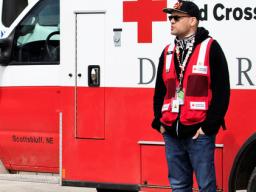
[12,0,60,64]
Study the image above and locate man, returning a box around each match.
[152,0,230,191]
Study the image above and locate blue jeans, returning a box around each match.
[162,132,216,192]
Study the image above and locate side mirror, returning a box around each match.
[17,16,37,36]
[0,38,12,65]
[19,25,35,36]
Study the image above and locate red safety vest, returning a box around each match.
[160,38,213,126]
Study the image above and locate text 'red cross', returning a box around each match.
[123,0,167,43]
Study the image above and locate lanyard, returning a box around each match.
[175,40,194,92]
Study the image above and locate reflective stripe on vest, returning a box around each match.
[197,38,211,66]
[165,43,175,72]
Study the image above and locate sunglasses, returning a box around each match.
[168,15,190,22]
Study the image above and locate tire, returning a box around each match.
[247,167,256,192]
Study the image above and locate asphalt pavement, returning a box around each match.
[0,180,97,192]
[0,180,96,192]
[0,174,96,192]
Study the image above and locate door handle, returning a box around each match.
[88,65,100,87]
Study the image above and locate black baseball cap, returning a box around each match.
[163,0,200,20]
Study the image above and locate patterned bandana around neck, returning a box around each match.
[175,34,195,92]
[175,34,195,51]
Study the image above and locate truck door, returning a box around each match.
[0,0,60,172]
[75,11,105,139]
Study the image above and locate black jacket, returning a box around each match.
[152,27,230,138]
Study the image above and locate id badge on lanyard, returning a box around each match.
[171,99,179,113]
[171,89,184,113]
[177,89,184,105]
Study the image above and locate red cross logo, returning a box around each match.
[123,0,167,43]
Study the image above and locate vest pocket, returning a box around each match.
[161,99,176,126]
[165,78,176,99]
[186,75,208,97]
[181,98,208,124]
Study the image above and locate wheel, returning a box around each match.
[247,167,256,192]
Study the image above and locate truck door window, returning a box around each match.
[11,0,60,64]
